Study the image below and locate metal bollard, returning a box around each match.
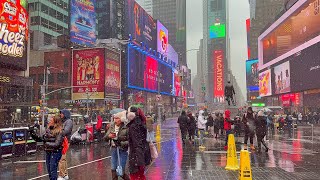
[311,124,314,143]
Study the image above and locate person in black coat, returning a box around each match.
[255,111,269,153]
[187,112,196,142]
[29,116,64,180]
[127,107,150,180]
[178,110,189,143]
[213,112,220,139]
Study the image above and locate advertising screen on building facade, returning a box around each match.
[213,50,224,97]
[259,69,272,97]
[72,48,105,100]
[157,20,169,54]
[274,61,290,94]
[128,46,173,95]
[0,0,28,70]
[246,59,259,92]
[70,0,96,46]
[174,70,181,97]
[105,49,121,100]
[127,1,156,50]
[209,24,226,39]
[259,0,320,69]
[290,41,320,92]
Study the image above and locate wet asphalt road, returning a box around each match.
[1,118,320,180]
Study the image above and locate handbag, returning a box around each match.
[148,132,158,159]
[116,147,123,176]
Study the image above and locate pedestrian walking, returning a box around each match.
[298,112,303,124]
[242,107,256,150]
[213,112,220,139]
[198,110,207,148]
[29,116,65,180]
[207,113,214,137]
[255,111,269,153]
[146,114,155,143]
[219,111,225,136]
[58,109,73,180]
[104,111,130,180]
[187,112,196,142]
[177,111,189,144]
[224,109,232,150]
[127,107,151,180]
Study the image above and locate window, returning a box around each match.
[38,74,44,84]
[57,73,68,83]
[44,33,52,45]
[48,74,55,84]
[30,74,37,84]
[47,88,54,100]
[58,89,70,100]
[64,58,69,68]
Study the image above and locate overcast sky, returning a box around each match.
[186,0,250,97]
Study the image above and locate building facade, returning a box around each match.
[136,0,153,15]
[29,0,69,50]
[96,0,112,39]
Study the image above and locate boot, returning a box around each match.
[111,170,117,180]
[122,174,130,180]
[250,144,255,150]
[244,144,248,150]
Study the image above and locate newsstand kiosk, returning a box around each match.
[0,128,14,158]
[13,127,28,156]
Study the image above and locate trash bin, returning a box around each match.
[0,128,14,158]
[13,127,28,156]
[26,129,37,154]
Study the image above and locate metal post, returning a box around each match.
[311,124,314,143]
[157,72,161,124]
[86,88,89,117]
[40,67,46,135]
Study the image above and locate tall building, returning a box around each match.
[153,0,187,65]
[136,0,153,15]
[28,1,69,50]
[248,0,286,59]
[96,0,112,39]
[203,0,228,104]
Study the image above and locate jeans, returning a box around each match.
[147,131,155,142]
[111,147,128,171]
[46,150,62,180]
[199,129,205,146]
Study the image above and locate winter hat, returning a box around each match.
[225,109,231,119]
[258,110,264,117]
[127,112,136,121]
[114,111,127,123]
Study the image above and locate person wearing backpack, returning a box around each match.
[242,107,256,150]
[187,111,196,142]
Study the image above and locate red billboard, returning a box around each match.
[72,48,105,100]
[213,50,224,97]
[105,49,121,100]
[0,0,28,70]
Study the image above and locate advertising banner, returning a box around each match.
[72,48,105,100]
[127,1,156,50]
[157,20,169,54]
[0,0,28,70]
[291,41,320,92]
[259,69,272,97]
[128,46,173,95]
[70,0,96,46]
[209,24,226,39]
[274,61,290,94]
[213,50,224,97]
[174,70,181,96]
[246,59,259,92]
[105,49,121,100]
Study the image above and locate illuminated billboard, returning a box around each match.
[72,48,105,100]
[128,1,156,50]
[157,20,169,54]
[127,45,173,95]
[213,50,224,97]
[246,19,251,59]
[274,61,290,94]
[259,69,272,97]
[259,0,320,69]
[105,49,121,100]
[70,0,96,47]
[0,0,28,70]
[209,24,226,39]
[246,59,259,92]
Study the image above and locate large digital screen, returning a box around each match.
[157,20,169,54]
[128,45,173,95]
[0,0,28,70]
[213,50,224,97]
[246,59,259,92]
[209,24,226,39]
[274,61,290,94]
[259,69,272,97]
[105,49,121,100]
[128,1,156,50]
[72,48,105,100]
[259,0,320,69]
[174,70,181,96]
[290,41,320,92]
[70,0,96,46]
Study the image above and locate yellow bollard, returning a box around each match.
[239,150,252,180]
[225,134,239,171]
